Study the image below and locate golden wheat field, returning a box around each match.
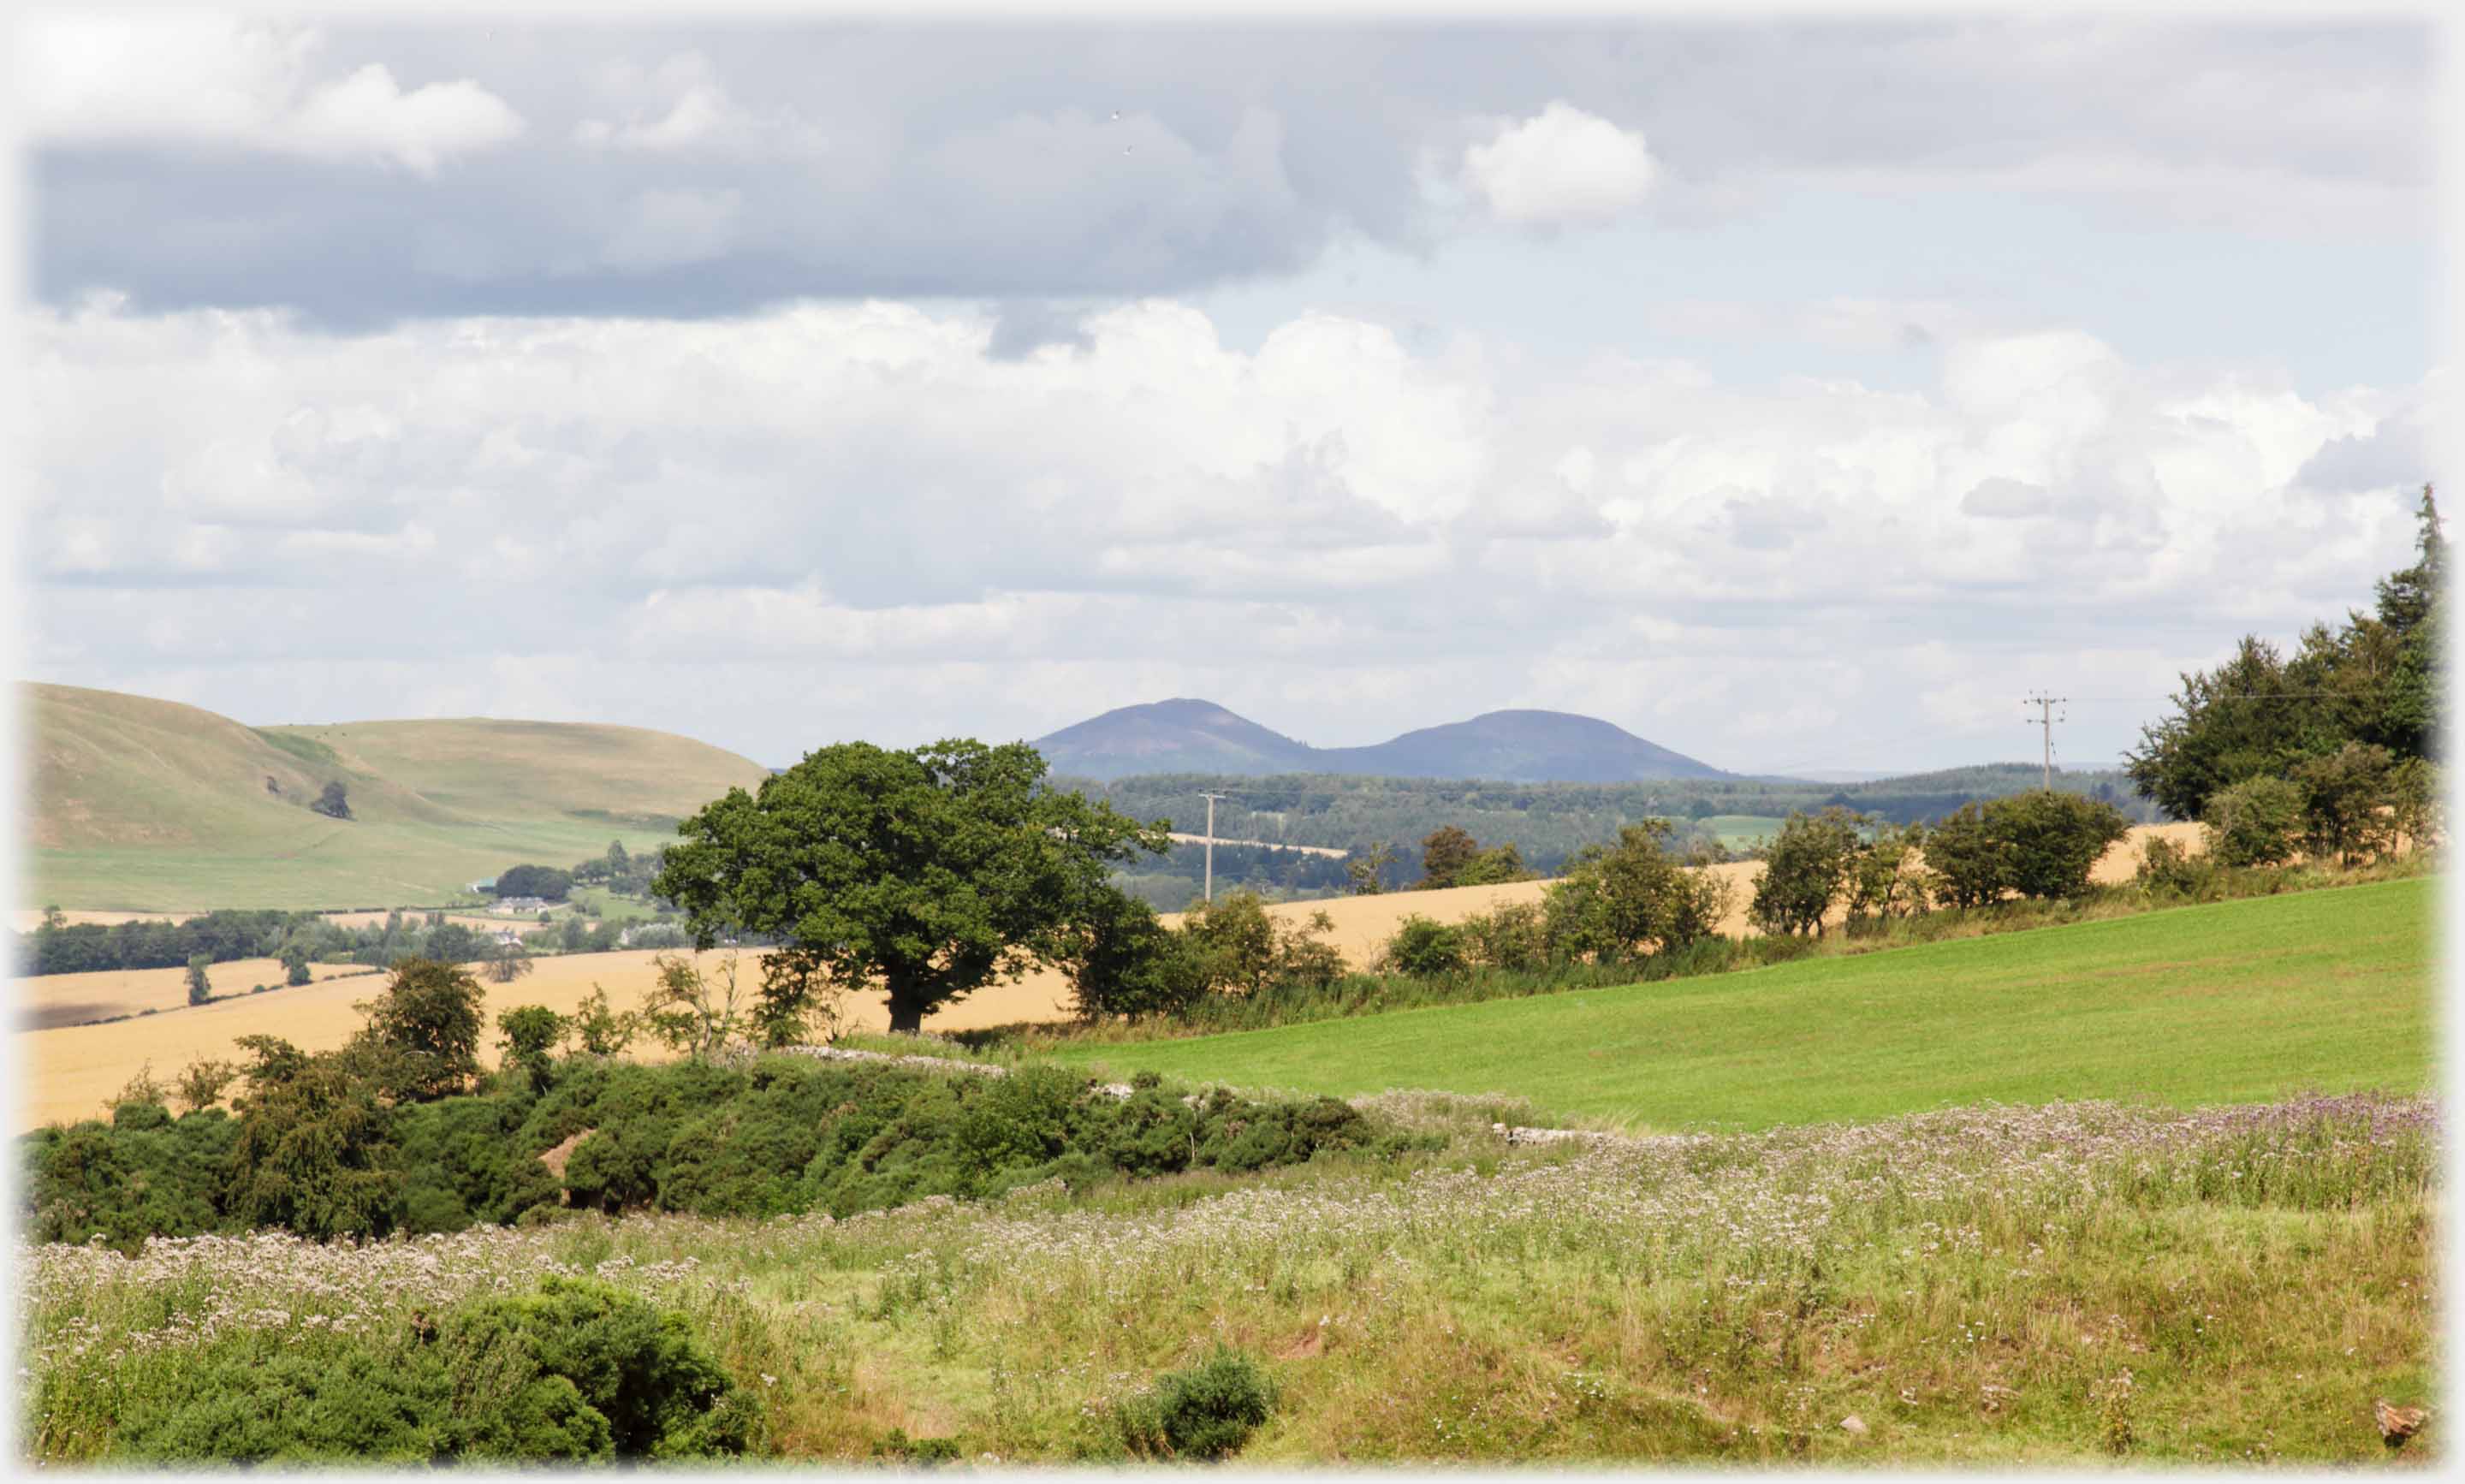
[15,958,383,1033]
[12,825,2199,1132]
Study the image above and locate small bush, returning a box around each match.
[1381,915,1468,977]
[1458,901,1550,971]
[1117,1346,1275,1460]
[873,1428,963,1463]
[2204,775,2306,868]
[2135,836,2211,895]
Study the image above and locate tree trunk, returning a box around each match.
[886,972,929,1035]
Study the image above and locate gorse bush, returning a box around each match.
[1116,1346,1276,1460]
[110,1278,751,1463]
[26,1049,1393,1246]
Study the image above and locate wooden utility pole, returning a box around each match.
[2023,693,2067,792]
[1198,792,1229,902]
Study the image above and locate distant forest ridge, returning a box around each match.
[1050,763,2161,905]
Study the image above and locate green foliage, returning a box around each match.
[224,1042,401,1240]
[2293,741,2403,865]
[113,1062,172,1119]
[1749,808,1863,936]
[2129,488,2443,817]
[566,984,640,1057]
[1180,889,1344,998]
[638,952,749,1062]
[499,1006,565,1091]
[281,937,313,986]
[109,1279,750,1463]
[2134,835,2208,896]
[751,949,841,1049]
[1918,790,2131,905]
[1844,821,1927,923]
[310,780,353,820]
[1381,915,1470,977]
[439,1278,753,1458]
[492,863,574,901]
[1457,900,1551,971]
[172,1057,240,1115]
[2204,775,2308,868]
[1417,825,1481,888]
[1063,887,1209,1022]
[116,1346,458,1463]
[25,909,314,977]
[1921,802,2008,910]
[1345,840,1397,894]
[1985,790,2134,900]
[1116,1347,1276,1460]
[354,958,488,1101]
[1456,841,1532,887]
[24,1107,234,1249]
[1544,821,1731,961]
[654,738,1168,1032]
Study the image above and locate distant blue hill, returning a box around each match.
[1032,697,1730,784]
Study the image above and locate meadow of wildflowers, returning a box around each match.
[21,1089,2437,1464]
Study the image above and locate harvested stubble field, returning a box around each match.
[20,1092,2437,1464]
[1046,878,2434,1130]
[9,824,2201,1133]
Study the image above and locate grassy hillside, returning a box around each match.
[1047,878,2432,1129]
[256,715,763,824]
[23,684,771,911]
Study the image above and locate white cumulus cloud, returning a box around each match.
[27,12,523,175]
[1461,102,1657,228]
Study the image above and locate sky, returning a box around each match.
[12,9,2451,776]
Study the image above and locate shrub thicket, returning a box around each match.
[110,1278,751,1464]
[1116,1347,1276,1461]
[1381,915,1469,977]
[1985,791,2134,900]
[1544,821,1731,962]
[2204,775,2307,868]
[25,1048,1393,1247]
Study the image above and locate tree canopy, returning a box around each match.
[2128,485,2442,817]
[651,739,1168,1032]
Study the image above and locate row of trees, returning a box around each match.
[1748,792,2131,937]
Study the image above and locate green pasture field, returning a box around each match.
[1046,878,2434,1130]
[1700,813,1786,850]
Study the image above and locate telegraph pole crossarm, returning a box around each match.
[2022,692,2068,792]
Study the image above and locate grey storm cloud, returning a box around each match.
[2292,413,2433,496]
[30,20,2431,325]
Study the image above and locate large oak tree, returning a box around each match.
[652,739,1168,1033]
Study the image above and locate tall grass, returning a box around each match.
[21,1092,2437,1464]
